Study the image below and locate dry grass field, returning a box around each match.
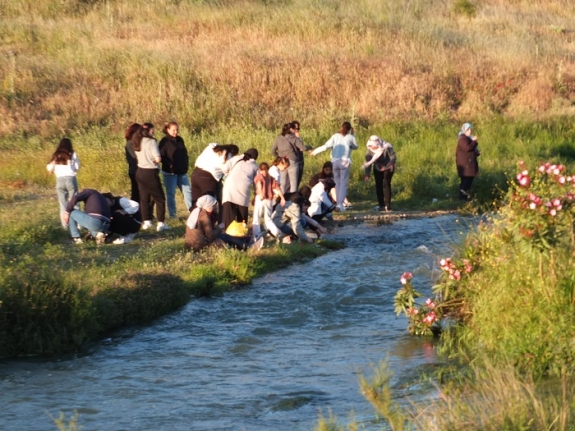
[0,0,574,138]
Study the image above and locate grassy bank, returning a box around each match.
[0,191,342,357]
[2,118,575,214]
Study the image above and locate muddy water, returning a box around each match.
[0,215,469,431]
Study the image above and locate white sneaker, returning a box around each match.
[142,220,153,230]
[156,222,171,232]
[96,232,106,245]
[72,237,83,244]
[337,205,346,212]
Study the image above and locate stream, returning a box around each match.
[0,214,470,431]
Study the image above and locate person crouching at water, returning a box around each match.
[185,195,263,252]
[102,193,142,245]
[252,162,286,241]
[64,188,111,244]
[308,178,338,222]
[221,148,259,230]
[362,135,396,212]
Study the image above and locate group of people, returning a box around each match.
[46,120,480,247]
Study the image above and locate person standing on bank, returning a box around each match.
[159,121,193,218]
[292,120,311,190]
[46,138,80,228]
[310,121,358,212]
[132,123,170,231]
[362,135,396,212]
[456,122,480,201]
[271,123,305,194]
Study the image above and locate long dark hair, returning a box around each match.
[213,144,239,158]
[125,123,140,141]
[320,161,333,178]
[131,123,154,152]
[339,121,352,135]
[50,138,74,165]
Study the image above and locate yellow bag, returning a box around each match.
[225,220,248,237]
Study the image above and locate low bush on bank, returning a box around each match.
[395,160,575,377]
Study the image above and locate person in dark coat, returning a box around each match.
[159,121,192,218]
[64,188,112,244]
[456,122,480,201]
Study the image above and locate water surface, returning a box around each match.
[0,215,469,431]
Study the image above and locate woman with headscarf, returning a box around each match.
[455,122,480,201]
[221,148,259,230]
[185,195,263,252]
[362,135,397,211]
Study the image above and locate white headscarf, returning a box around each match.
[458,123,472,137]
[186,195,218,229]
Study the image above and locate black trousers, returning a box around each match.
[130,169,154,219]
[191,168,219,209]
[374,169,394,209]
[222,202,248,231]
[459,176,474,200]
[136,168,166,222]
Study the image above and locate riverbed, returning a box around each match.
[0,214,470,431]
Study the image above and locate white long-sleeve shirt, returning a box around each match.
[46,152,80,177]
[311,133,358,162]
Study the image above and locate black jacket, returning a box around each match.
[159,136,190,175]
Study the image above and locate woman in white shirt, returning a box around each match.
[46,138,80,228]
[310,121,358,211]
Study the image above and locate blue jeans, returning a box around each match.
[68,210,110,239]
[162,172,193,218]
[56,176,78,227]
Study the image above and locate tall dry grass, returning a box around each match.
[0,0,574,138]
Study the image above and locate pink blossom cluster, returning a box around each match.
[425,298,436,309]
[422,311,438,325]
[516,169,531,188]
[407,307,419,315]
[536,163,575,187]
[439,258,462,280]
[400,272,413,285]
[545,198,563,216]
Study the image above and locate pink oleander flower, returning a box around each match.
[463,259,473,273]
[538,165,546,173]
[423,311,438,325]
[425,298,436,309]
[408,307,419,315]
[529,202,537,210]
[558,176,566,184]
[553,198,561,207]
[449,270,461,281]
[549,208,557,216]
[400,272,413,285]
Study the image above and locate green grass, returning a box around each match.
[0,193,336,357]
